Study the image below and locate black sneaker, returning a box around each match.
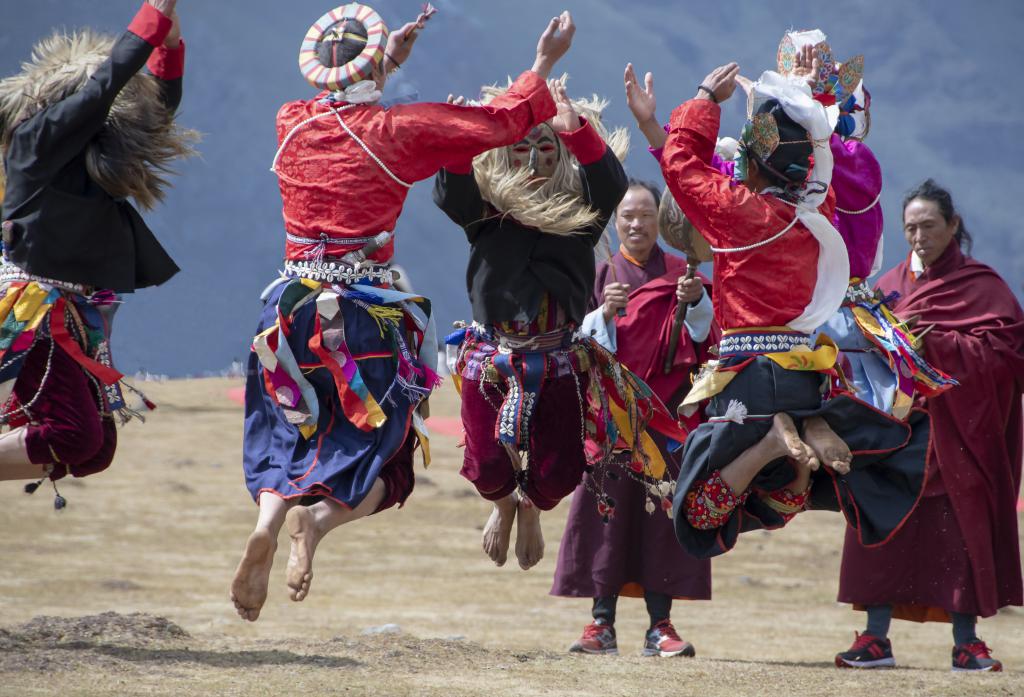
[952,640,1002,672]
[835,632,896,668]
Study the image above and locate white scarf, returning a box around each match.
[751,71,850,333]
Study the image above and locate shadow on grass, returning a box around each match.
[704,656,948,673]
[53,643,361,669]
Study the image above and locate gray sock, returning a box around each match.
[951,612,978,646]
[865,604,892,639]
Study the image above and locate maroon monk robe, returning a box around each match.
[839,240,1024,621]
[552,249,717,601]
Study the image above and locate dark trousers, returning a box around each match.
[460,374,589,511]
[593,592,672,628]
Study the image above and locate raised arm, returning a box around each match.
[548,84,627,242]
[660,63,792,249]
[624,63,666,150]
[388,13,575,183]
[144,8,186,112]
[8,1,176,188]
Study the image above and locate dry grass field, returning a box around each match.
[1,378,1021,697]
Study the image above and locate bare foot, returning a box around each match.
[768,413,819,470]
[482,494,517,566]
[803,416,852,474]
[285,506,321,601]
[514,496,545,571]
[230,528,276,622]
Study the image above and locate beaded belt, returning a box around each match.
[718,330,812,358]
[0,261,92,295]
[283,258,395,286]
[480,323,577,354]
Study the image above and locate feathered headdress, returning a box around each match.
[471,74,629,236]
[0,29,198,210]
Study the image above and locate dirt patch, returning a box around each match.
[11,612,190,649]
[0,379,1019,697]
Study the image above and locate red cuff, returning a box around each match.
[668,99,720,163]
[558,117,606,165]
[510,70,557,126]
[147,39,186,80]
[127,2,173,48]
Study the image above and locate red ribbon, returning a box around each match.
[49,297,123,385]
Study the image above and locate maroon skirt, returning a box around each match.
[838,491,978,621]
[552,448,712,601]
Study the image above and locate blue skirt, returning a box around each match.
[243,278,436,509]
[815,306,898,413]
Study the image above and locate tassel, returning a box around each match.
[52,480,66,511]
[722,399,748,424]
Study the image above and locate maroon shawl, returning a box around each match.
[595,250,719,419]
[876,241,1024,617]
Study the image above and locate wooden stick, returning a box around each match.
[663,258,698,374]
[599,234,627,318]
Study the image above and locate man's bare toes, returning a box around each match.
[805,448,821,471]
[771,413,810,462]
[803,417,852,474]
[230,529,276,622]
[514,498,544,571]
[830,456,852,475]
[482,506,511,566]
[286,507,319,602]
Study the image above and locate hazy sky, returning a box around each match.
[3,0,1022,375]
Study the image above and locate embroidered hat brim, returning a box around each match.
[299,4,389,92]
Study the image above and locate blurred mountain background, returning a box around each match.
[3,0,1021,375]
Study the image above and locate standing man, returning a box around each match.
[836,180,1024,672]
[552,178,716,657]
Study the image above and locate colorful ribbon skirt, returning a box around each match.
[243,275,439,508]
[447,323,687,522]
[0,279,146,432]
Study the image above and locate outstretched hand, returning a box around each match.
[735,74,754,99]
[696,62,739,103]
[791,44,821,90]
[549,83,580,133]
[624,63,657,125]
[532,11,575,79]
[163,10,181,47]
[386,21,423,69]
[385,6,437,70]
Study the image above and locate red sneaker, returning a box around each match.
[835,632,896,669]
[643,619,695,657]
[952,640,1003,672]
[568,621,618,655]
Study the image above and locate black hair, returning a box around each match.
[315,18,368,69]
[750,99,814,196]
[902,178,973,256]
[619,177,661,212]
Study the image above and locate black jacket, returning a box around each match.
[1,29,181,293]
[433,147,627,326]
